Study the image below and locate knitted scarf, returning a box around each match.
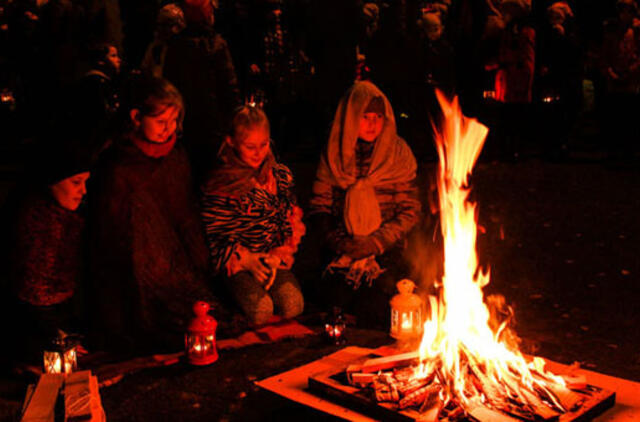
[132,132,177,158]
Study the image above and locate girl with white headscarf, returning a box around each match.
[309,81,421,326]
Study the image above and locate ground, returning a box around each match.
[0,119,639,421]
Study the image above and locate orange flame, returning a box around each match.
[415,91,567,413]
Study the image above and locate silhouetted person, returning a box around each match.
[600,0,640,162]
[163,0,240,184]
[536,1,583,160]
[486,0,535,160]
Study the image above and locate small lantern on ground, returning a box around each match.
[324,306,346,345]
[43,331,79,374]
[390,279,423,344]
[185,301,218,365]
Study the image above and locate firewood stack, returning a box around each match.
[21,371,106,422]
[347,353,595,421]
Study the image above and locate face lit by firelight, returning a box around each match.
[106,46,122,74]
[50,172,91,211]
[230,126,270,169]
[131,105,180,144]
[358,112,384,142]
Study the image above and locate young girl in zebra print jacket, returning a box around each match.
[201,106,304,325]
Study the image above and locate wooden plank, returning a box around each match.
[558,386,616,422]
[356,352,420,373]
[20,384,36,417]
[64,371,106,422]
[468,400,521,422]
[64,371,92,421]
[21,374,64,422]
[348,373,376,386]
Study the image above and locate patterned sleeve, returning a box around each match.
[371,177,421,252]
[201,193,243,274]
[202,165,296,274]
[273,163,297,205]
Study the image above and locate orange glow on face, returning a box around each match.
[358,112,384,142]
[232,127,270,169]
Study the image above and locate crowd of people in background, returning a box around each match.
[0,0,638,367]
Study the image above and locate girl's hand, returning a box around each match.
[261,255,281,290]
[243,252,273,284]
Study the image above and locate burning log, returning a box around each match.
[398,384,440,410]
[545,383,584,412]
[372,378,399,402]
[465,357,509,407]
[513,384,562,420]
[418,387,444,419]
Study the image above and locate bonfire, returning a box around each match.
[345,91,591,421]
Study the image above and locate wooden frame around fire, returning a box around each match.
[308,352,616,422]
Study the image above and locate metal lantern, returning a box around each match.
[390,279,423,342]
[43,332,78,374]
[324,307,346,345]
[185,301,218,366]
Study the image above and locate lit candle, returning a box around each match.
[401,313,412,331]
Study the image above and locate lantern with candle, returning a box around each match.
[185,301,218,365]
[324,306,346,345]
[389,279,423,343]
[43,331,79,374]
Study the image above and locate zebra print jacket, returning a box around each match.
[201,163,300,275]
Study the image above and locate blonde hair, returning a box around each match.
[230,105,270,143]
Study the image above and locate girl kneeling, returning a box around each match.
[202,106,304,325]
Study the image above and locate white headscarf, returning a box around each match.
[316,81,417,236]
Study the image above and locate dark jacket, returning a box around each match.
[89,140,216,350]
[163,26,241,180]
[10,191,84,307]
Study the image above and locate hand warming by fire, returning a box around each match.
[345,91,595,420]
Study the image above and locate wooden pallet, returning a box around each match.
[308,352,616,422]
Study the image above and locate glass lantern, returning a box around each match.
[185,301,218,366]
[43,332,78,374]
[324,307,346,345]
[390,279,423,343]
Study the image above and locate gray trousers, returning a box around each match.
[225,269,304,325]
